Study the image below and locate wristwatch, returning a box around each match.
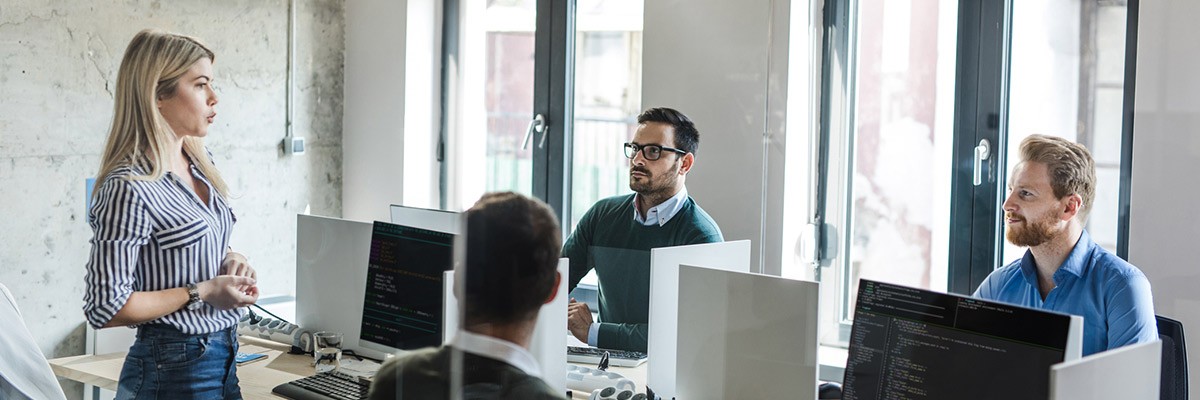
[185,283,203,311]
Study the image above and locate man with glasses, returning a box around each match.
[563,107,723,352]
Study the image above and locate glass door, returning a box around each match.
[999,0,1132,263]
[568,0,643,232]
[452,0,538,209]
[815,0,961,344]
[446,0,576,221]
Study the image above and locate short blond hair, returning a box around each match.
[1018,134,1097,222]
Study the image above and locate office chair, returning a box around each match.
[1156,315,1188,400]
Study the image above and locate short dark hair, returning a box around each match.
[637,107,700,154]
[462,192,562,325]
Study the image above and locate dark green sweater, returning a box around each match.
[368,346,565,400]
[564,193,723,352]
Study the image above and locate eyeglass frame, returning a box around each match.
[623,142,689,161]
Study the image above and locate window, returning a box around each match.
[809,0,1138,347]
[447,0,538,210]
[570,0,643,232]
[1001,0,1129,260]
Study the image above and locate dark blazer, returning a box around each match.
[367,346,565,400]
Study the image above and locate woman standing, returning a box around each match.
[83,29,259,399]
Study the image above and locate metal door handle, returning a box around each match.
[974,139,991,186]
[522,114,546,150]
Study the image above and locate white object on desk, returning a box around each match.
[1050,340,1161,400]
[646,241,752,398]
[565,364,635,395]
[650,260,819,399]
[295,215,378,358]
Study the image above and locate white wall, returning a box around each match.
[641,0,791,274]
[343,0,408,222]
[1128,0,1200,397]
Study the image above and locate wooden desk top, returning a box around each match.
[50,337,312,399]
[49,337,646,400]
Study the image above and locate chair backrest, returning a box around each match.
[1157,315,1189,400]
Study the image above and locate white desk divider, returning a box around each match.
[295,214,383,359]
[1065,315,1084,362]
[1050,340,1162,400]
[444,258,570,393]
[671,264,818,399]
[443,270,457,344]
[646,240,753,399]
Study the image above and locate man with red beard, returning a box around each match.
[563,107,723,352]
[974,134,1156,356]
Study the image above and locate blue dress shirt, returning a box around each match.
[974,230,1158,356]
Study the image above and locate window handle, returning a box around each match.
[973,139,991,186]
[521,114,546,150]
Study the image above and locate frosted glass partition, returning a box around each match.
[295,215,381,358]
[443,259,570,393]
[442,270,456,344]
[652,263,819,399]
[1050,340,1161,400]
[646,240,752,398]
[527,259,570,392]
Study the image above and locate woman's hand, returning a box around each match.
[221,251,256,280]
[198,276,259,310]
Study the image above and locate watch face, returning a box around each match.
[187,299,203,311]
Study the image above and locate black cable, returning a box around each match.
[250,303,291,325]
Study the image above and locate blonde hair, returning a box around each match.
[1018,134,1097,222]
[95,29,228,198]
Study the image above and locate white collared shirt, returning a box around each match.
[0,283,68,400]
[448,330,542,377]
[631,187,689,227]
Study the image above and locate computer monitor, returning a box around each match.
[358,221,456,355]
[842,279,1084,400]
[1050,340,1161,400]
[441,259,571,393]
[389,204,461,235]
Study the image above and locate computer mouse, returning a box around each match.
[818,381,843,399]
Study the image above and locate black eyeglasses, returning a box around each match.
[623,142,687,161]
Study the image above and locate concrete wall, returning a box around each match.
[0,1,344,397]
[1127,0,1200,397]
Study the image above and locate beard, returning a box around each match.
[1005,209,1063,247]
[629,164,679,196]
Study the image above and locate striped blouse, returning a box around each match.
[83,160,241,334]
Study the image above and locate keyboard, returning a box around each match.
[272,371,370,400]
[567,346,648,367]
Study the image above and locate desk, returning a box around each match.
[49,336,647,400]
[51,337,311,399]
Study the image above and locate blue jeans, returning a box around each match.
[115,324,242,400]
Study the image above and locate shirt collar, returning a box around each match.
[631,187,689,226]
[1019,230,1096,285]
[448,331,541,376]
